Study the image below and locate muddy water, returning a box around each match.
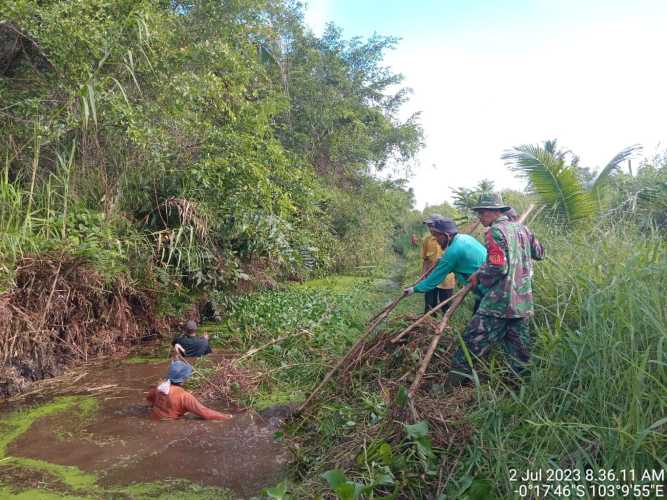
[4,353,290,497]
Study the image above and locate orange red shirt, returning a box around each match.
[147,385,231,421]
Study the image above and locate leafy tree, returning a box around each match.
[450,179,495,220]
[275,23,423,181]
[1,0,423,288]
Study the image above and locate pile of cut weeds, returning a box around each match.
[342,314,476,447]
[0,253,166,397]
[290,313,479,497]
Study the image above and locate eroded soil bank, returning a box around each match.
[0,352,290,499]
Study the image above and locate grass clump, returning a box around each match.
[454,224,667,496]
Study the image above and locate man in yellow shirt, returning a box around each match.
[421,215,456,315]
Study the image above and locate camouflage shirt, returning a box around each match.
[477,215,545,318]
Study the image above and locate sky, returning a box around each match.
[304,0,667,209]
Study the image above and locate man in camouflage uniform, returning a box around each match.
[449,193,544,382]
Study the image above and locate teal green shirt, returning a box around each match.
[414,234,487,293]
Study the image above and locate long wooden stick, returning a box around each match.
[366,261,440,325]
[297,296,404,414]
[299,249,447,407]
[367,295,404,325]
[408,283,473,398]
[390,287,465,344]
[299,255,439,413]
[389,216,490,345]
[519,204,536,224]
[235,329,308,363]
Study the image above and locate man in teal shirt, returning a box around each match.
[404,218,487,297]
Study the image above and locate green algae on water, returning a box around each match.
[0,397,100,492]
[0,397,89,457]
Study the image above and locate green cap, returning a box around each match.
[471,192,511,211]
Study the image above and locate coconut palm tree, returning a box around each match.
[502,140,641,224]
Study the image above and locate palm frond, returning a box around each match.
[502,144,595,224]
[591,144,642,196]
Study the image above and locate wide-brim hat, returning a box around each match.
[167,360,193,384]
[472,193,511,211]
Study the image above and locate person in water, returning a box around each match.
[146,360,232,421]
[171,320,212,358]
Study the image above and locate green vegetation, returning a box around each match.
[1,0,422,293]
[217,218,664,498]
[211,274,412,408]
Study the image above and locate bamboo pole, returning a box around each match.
[297,296,403,414]
[407,283,473,398]
[390,287,464,344]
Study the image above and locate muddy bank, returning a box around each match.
[1,353,290,498]
[0,253,170,398]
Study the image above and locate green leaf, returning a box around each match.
[356,440,393,467]
[372,465,395,486]
[404,420,429,439]
[460,478,495,500]
[334,482,358,500]
[502,141,594,224]
[414,435,435,460]
[263,480,289,499]
[591,144,642,196]
[322,469,348,489]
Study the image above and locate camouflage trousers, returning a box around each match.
[451,314,532,376]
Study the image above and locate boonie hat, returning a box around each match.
[423,213,444,225]
[472,193,511,211]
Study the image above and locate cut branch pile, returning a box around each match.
[0,253,166,398]
[193,358,262,409]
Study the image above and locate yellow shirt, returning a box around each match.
[421,235,456,289]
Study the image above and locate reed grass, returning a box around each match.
[445,223,667,496]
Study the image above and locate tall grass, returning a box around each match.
[0,144,151,289]
[453,223,666,495]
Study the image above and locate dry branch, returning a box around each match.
[390,287,464,344]
[0,253,165,398]
[297,295,404,414]
[408,283,473,398]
